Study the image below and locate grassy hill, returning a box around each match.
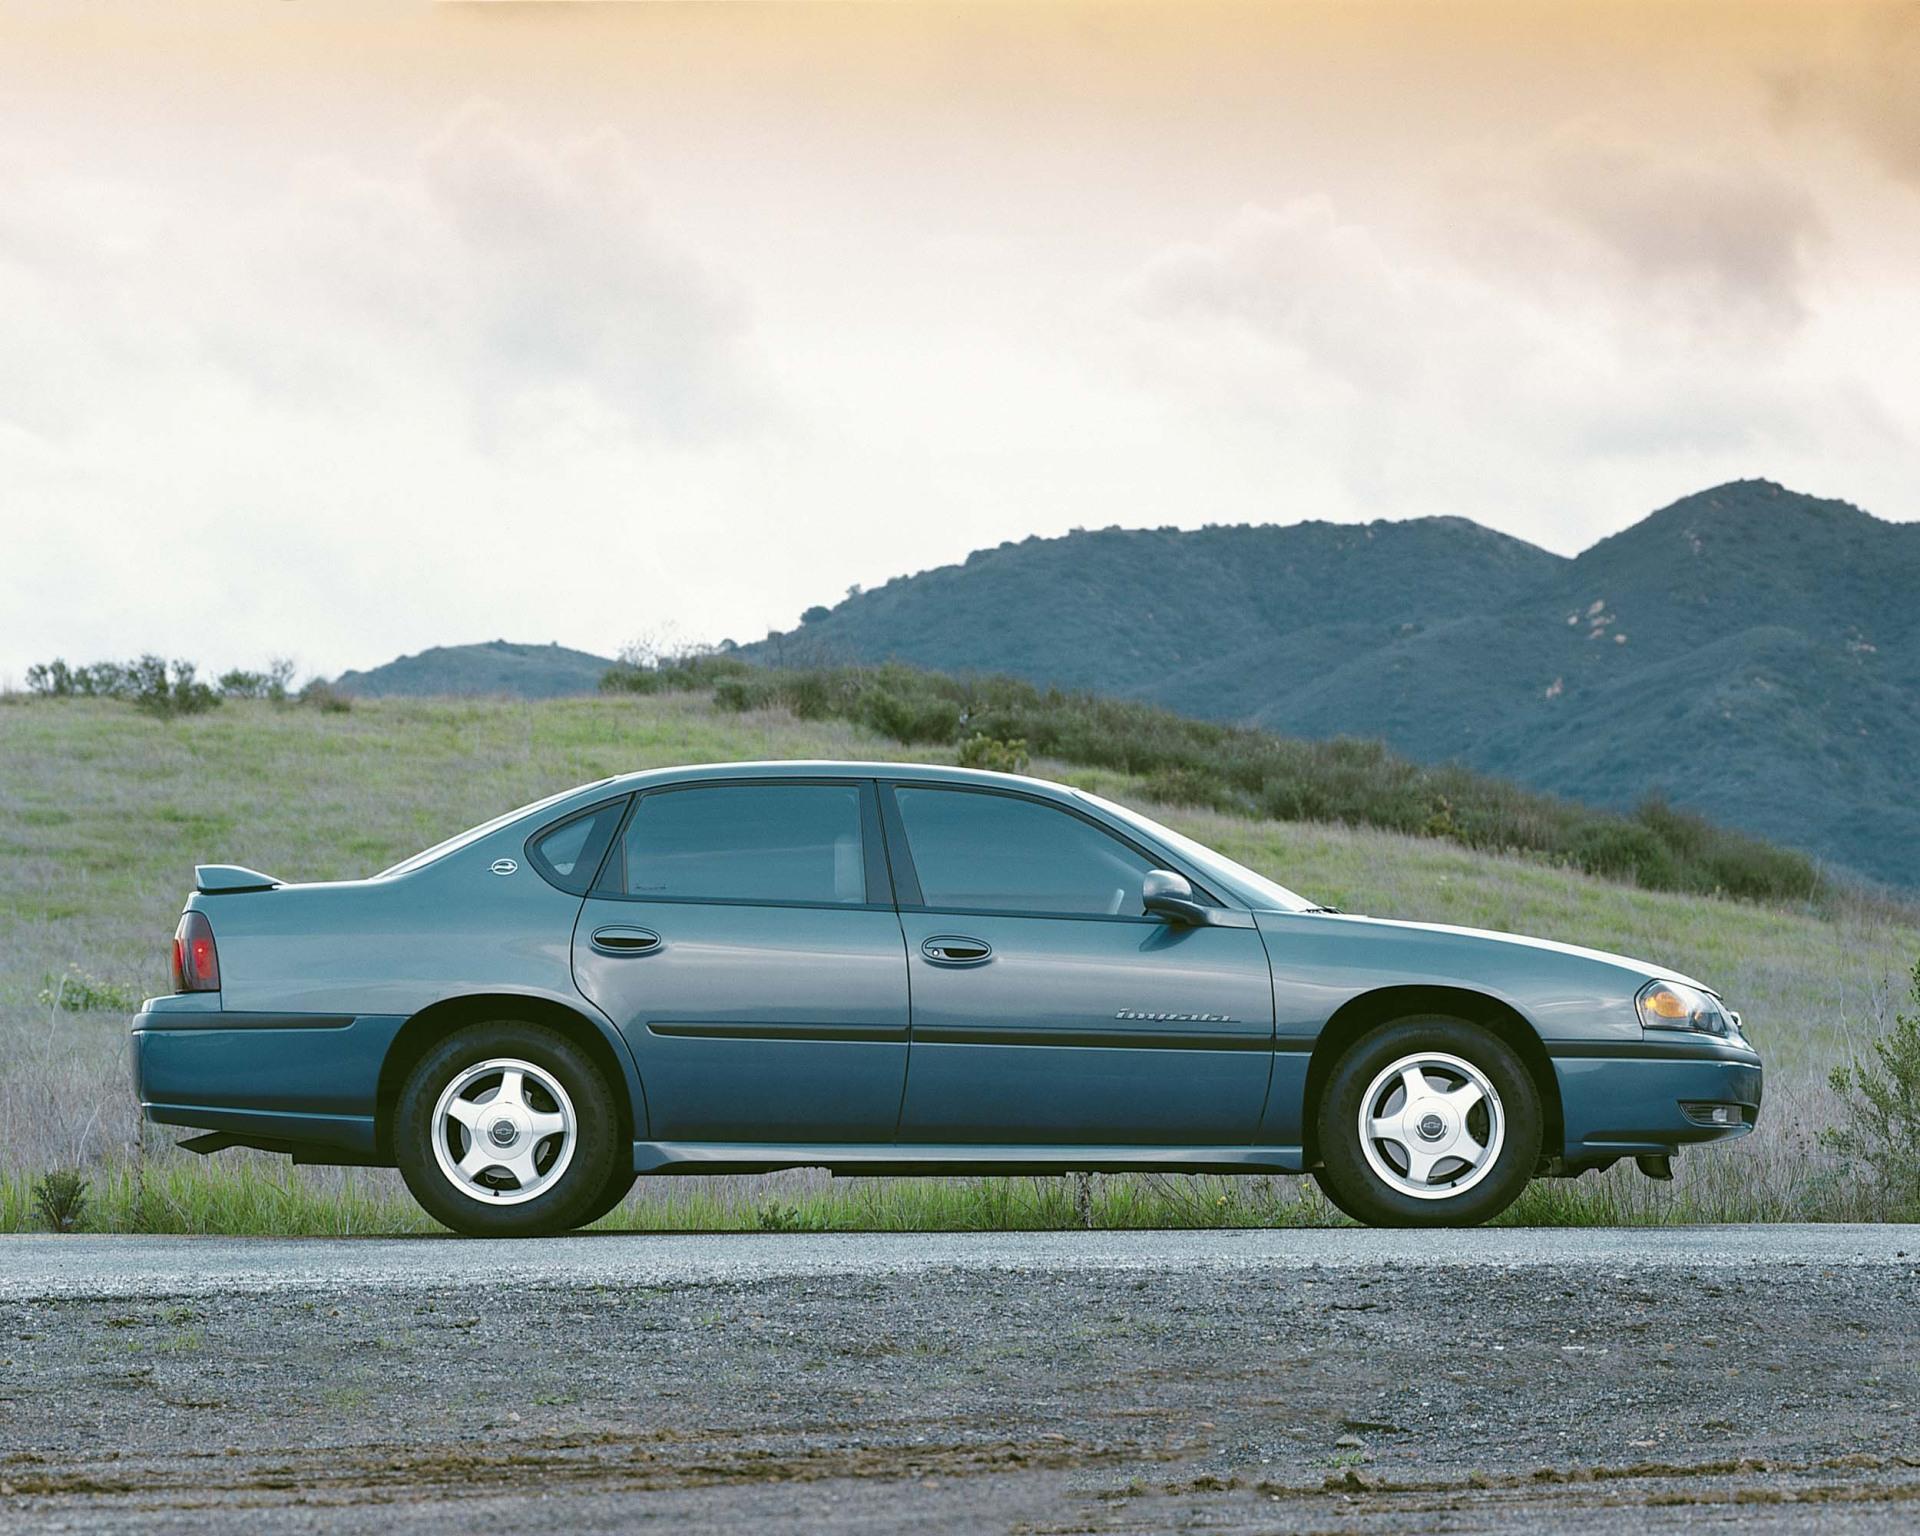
[334,639,615,699]
[749,481,1919,888]
[1,689,1914,1232]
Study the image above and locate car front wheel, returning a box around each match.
[395,1020,623,1237]
[1312,1016,1541,1228]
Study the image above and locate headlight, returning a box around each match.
[1637,979,1736,1038]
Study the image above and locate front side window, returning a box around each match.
[893,787,1157,917]
[605,783,868,905]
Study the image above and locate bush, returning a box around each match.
[297,680,352,714]
[601,651,751,696]
[1822,962,1920,1216]
[958,733,1031,774]
[1570,821,1680,889]
[218,658,296,701]
[32,1170,90,1233]
[27,654,221,718]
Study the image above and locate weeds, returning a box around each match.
[36,965,141,1014]
[1821,961,1920,1217]
[958,733,1031,774]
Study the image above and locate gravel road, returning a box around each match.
[4,1227,1919,1533]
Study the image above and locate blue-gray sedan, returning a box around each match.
[131,761,1762,1234]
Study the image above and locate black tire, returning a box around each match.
[394,1020,624,1237]
[1312,1015,1541,1228]
[576,1166,638,1229]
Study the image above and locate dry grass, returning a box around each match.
[0,692,1913,1231]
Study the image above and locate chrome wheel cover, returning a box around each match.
[1358,1050,1504,1201]
[431,1057,577,1206]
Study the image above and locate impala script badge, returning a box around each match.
[1114,1009,1239,1023]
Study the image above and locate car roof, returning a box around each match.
[595,760,1075,798]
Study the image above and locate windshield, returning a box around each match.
[377,780,614,878]
[1073,789,1316,913]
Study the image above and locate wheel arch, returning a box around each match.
[1301,985,1562,1166]
[375,993,647,1160]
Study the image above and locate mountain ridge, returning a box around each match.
[745,481,1917,886]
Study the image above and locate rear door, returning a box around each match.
[571,778,910,1142]
[884,784,1275,1145]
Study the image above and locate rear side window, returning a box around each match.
[526,799,628,894]
[604,783,869,906]
[892,787,1157,917]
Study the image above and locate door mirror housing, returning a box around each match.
[1141,869,1210,926]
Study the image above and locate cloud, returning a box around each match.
[1773,3,1920,189]
[1102,176,1901,537]
[0,106,770,684]
[0,105,761,449]
[1529,133,1824,332]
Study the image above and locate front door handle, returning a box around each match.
[591,925,662,956]
[921,935,992,966]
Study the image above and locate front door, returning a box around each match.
[572,779,910,1142]
[885,784,1275,1144]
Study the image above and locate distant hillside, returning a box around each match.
[334,640,614,699]
[747,482,1919,887]
[753,515,1560,695]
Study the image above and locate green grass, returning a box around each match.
[1,690,1915,1233]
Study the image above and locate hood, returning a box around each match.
[1307,911,1713,994]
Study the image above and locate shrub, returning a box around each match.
[1570,821,1679,890]
[218,658,296,701]
[128,656,219,718]
[855,675,960,744]
[601,650,751,695]
[958,733,1031,774]
[1822,962,1920,1216]
[32,1170,90,1233]
[296,680,352,714]
[26,655,220,717]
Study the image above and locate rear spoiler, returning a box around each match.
[194,864,282,894]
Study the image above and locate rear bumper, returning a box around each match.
[1550,1036,1763,1165]
[130,1000,406,1164]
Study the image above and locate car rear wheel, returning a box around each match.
[1312,1016,1541,1228]
[395,1020,623,1237]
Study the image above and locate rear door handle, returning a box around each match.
[921,935,992,966]
[591,925,662,956]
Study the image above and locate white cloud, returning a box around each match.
[1102,153,1909,545]
[0,107,768,682]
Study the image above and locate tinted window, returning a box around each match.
[609,784,868,905]
[527,800,626,894]
[894,788,1156,916]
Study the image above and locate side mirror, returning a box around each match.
[1141,869,1210,926]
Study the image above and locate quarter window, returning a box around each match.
[893,788,1157,917]
[607,783,868,906]
[526,800,627,895]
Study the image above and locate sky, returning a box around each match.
[2,0,1917,682]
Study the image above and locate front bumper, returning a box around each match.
[130,996,406,1164]
[1550,1034,1763,1165]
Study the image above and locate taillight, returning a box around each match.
[171,911,220,993]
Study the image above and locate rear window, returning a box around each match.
[378,779,614,878]
[602,783,869,906]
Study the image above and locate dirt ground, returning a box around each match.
[3,1240,1919,1533]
